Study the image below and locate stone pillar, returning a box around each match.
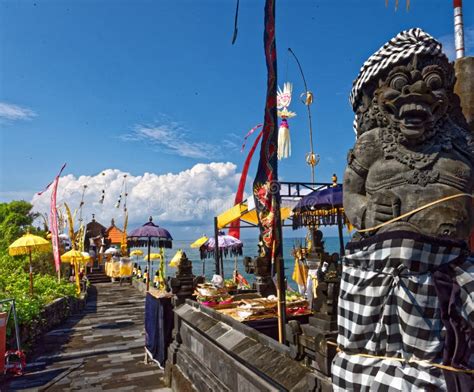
[454,56,474,131]
[168,252,204,306]
[243,256,276,297]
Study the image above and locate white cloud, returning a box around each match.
[121,122,232,159]
[439,26,474,61]
[0,102,36,121]
[31,162,241,237]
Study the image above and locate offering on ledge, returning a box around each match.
[194,283,232,307]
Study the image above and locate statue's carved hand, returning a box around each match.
[366,191,401,228]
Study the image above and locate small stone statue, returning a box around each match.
[344,28,473,240]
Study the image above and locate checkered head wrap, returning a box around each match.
[350,28,447,110]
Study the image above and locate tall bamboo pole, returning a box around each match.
[146,237,151,291]
[214,216,220,275]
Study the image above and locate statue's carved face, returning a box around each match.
[376,62,449,143]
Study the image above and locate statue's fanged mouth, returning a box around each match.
[399,103,431,129]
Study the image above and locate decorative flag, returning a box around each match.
[64,203,76,250]
[252,0,282,260]
[121,211,128,256]
[229,126,264,239]
[292,257,308,295]
[37,163,67,272]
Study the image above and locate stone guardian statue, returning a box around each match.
[333,28,474,392]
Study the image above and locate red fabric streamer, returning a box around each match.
[229,128,263,239]
[241,123,263,152]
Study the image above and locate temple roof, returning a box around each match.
[85,215,106,238]
[106,219,124,244]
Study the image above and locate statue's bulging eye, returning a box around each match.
[389,74,409,91]
[425,73,443,90]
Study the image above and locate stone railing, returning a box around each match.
[165,300,328,392]
[20,292,87,348]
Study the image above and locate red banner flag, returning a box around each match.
[229,127,264,239]
[38,163,66,272]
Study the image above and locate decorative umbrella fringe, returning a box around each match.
[200,246,243,260]
[127,239,172,249]
[292,211,347,230]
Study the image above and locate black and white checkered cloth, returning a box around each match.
[350,28,446,110]
[332,232,474,391]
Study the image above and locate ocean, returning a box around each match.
[131,236,348,288]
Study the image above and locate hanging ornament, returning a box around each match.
[99,172,106,204]
[276,82,296,160]
[305,152,320,168]
[115,174,127,209]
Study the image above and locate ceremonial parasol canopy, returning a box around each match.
[292,185,345,229]
[127,217,173,249]
[127,217,173,291]
[169,249,183,267]
[201,231,243,276]
[8,232,51,257]
[190,236,208,249]
[293,184,343,211]
[204,233,243,252]
[61,249,86,294]
[61,249,88,263]
[8,232,51,295]
[130,249,144,257]
[104,247,120,255]
[143,253,162,261]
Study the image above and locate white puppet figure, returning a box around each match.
[277,82,296,160]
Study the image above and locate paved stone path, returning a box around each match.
[3,283,170,392]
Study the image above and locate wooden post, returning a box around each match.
[337,209,345,256]
[74,259,81,294]
[146,237,151,291]
[28,249,33,296]
[274,240,286,344]
[214,217,220,276]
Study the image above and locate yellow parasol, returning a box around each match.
[169,249,183,268]
[130,249,144,264]
[130,249,144,257]
[61,249,87,294]
[9,232,51,295]
[143,253,162,261]
[190,236,208,249]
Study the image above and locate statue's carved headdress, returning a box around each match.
[350,28,453,136]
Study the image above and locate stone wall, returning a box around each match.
[166,300,319,392]
[20,292,87,349]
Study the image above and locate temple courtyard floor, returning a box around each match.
[2,283,169,392]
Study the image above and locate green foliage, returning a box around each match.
[0,253,76,325]
[0,201,77,334]
[0,200,41,251]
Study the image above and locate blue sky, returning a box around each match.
[1,0,473,239]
